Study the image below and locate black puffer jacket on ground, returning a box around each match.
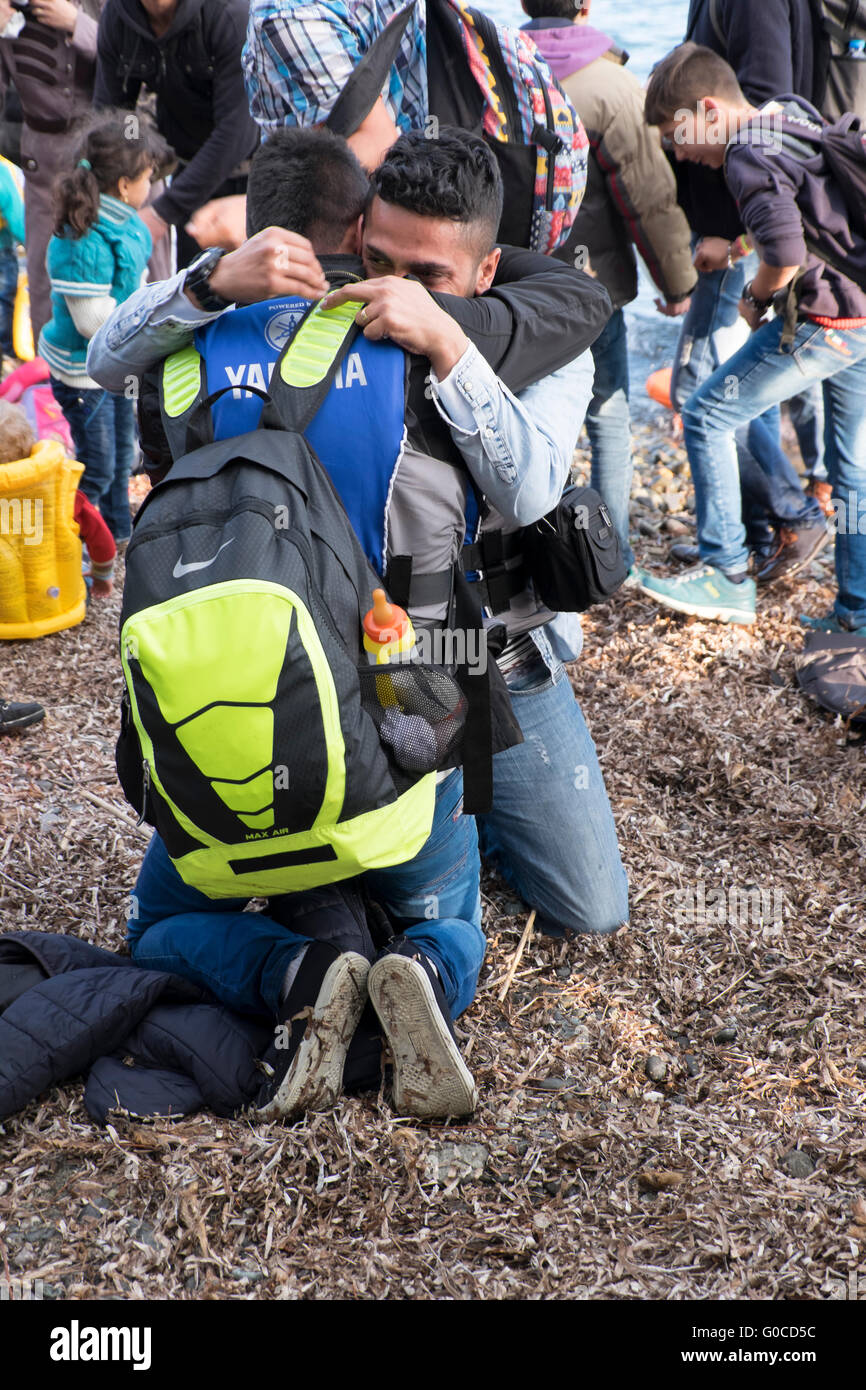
[0,931,271,1123]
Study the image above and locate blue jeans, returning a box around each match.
[0,247,17,358]
[104,394,137,543]
[672,259,819,539]
[681,316,866,627]
[128,770,484,1021]
[477,651,629,936]
[788,383,827,480]
[737,409,823,554]
[586,308,634,570]
[51,380,136,542]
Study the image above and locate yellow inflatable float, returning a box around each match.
[0,438,86,639]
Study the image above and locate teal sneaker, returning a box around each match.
[638,564,757,625]
[800,613,866,637]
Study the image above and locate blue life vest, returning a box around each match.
[159,296,482,625]
[195,297,408,576]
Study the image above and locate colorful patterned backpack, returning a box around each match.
[326,0,588,255]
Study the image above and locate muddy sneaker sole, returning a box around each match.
[255,952,369,1121]
[368,955,477,1119]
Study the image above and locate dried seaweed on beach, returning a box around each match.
[1,434,864,1302]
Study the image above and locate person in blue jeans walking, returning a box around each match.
[526,0,696,575]
[668,0,831,583]
[640,44,866,630]
[674,235,827,578]
[38,112,169,542]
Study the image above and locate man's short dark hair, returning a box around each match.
[370,129,504,257]
[521,0,582,19]
[645,42,746,126]
[245,127,371,247]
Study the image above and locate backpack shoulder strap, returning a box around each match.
[266,295,367,433]
[812,0,866,48]
[156,297,368,461]
[325,3,416,136]
[159,342,208,462]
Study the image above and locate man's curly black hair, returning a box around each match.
[370,128,503,257]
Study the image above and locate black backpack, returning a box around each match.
[116,300,468,900]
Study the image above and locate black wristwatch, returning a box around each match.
[742,280,773,314]
[184,247,231,312]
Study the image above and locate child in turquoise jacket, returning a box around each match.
[38,113,170,542]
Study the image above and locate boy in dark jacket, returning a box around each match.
[639,42,866,634]
[94,0,259,267]
[673,0,831,572]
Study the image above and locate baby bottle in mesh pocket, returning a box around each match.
[362,588,417,669]
[361,587,467,772]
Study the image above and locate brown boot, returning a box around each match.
[756,522,829,583]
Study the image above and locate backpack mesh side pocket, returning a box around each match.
[358,664,467,774]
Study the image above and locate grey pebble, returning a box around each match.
[128,1221,160,1251]
[501,898,526,917]
[714,1025,738,1044]
[781,1149,816,1179]
[645,1055,667,1083]
[684,1054,701,1077]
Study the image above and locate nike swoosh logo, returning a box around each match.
[173,538,235,579]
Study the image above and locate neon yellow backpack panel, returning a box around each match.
[0,439,86,638]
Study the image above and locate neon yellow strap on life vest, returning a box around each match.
[279,298,363,388]
[162,343,204,418]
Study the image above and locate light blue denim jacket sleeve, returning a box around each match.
[86,274,225,393]
[431,342,594,666]
[429,342,593,524]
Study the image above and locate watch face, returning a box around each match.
[191,249,218,276]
